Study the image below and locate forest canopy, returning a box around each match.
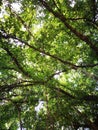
[0,0,98,130]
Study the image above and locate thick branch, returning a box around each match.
[2,45,31,78]
[76,108,98,130]
[54,84,98,102]
[0,81,45,92]
[1,31,98,70]
[55,87,75,99]
[39,0,98,55]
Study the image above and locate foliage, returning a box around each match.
[0,0,98,130]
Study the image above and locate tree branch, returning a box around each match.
[39,0,98,55]
[1,31,98,71]
[2,45,31,78]
[0,80,45,92]
[75,108,98,130]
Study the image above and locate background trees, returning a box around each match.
[0,0,98,129]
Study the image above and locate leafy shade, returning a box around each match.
[0,0,98,130]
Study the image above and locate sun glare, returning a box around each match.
[11,2,22,13]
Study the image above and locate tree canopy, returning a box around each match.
[0,0,98,130]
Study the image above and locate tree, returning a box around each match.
[0,0,98,129]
